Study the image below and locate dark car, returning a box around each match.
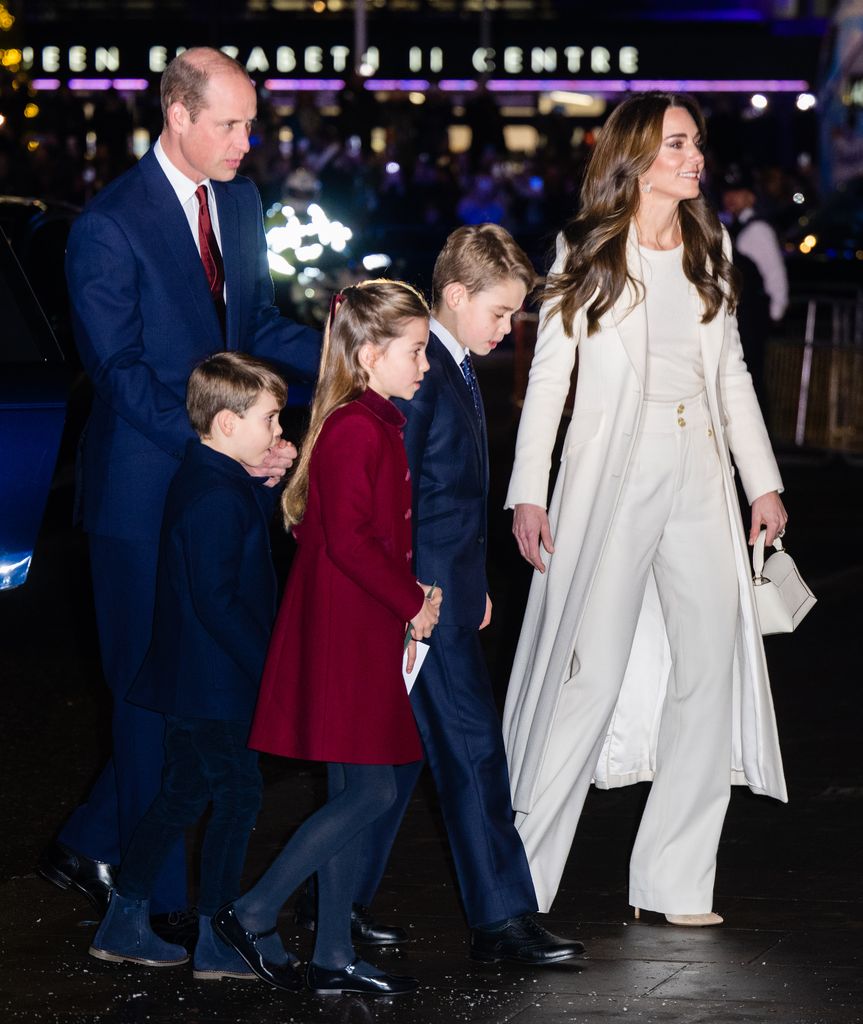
[0,222,68,589]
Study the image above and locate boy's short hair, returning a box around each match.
[432,223,538,306]
[186,352,287,438]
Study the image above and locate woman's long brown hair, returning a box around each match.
[544,92,739,337]
[281,279,429,527]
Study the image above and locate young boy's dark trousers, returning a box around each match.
[116,716,262,916]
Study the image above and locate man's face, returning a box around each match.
[721,187,755,218]
[171,71,257,183]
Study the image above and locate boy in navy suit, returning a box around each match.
[349,225,584,963]
[89,352,288,982]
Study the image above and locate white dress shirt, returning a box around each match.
[735,207,789,322]
[430,316,468,368]
[153,138,224,256]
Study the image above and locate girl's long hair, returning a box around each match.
[281,279,429,527]
[545,92,739,337]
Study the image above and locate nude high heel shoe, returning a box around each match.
[633,907,723,926]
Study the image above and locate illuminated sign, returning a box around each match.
[18,41,640,78]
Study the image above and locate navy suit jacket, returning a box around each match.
[394,332,489,628]
[128,440,277,723]
[66,147,321,543]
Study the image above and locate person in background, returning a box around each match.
[721,166,789,417]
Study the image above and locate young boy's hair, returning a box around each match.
[432,224,538,306]
[186,352,288,438]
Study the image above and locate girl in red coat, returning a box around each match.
[214,280,442,997]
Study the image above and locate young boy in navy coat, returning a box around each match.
[350,225,584,963]
[88,352,288,981]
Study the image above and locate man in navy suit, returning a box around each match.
[354,225,584,963]
[38,48,320,931]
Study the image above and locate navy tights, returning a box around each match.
[235,763,397,969]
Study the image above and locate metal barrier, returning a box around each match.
[767,288,863,453]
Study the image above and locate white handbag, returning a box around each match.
[751,530,817,635]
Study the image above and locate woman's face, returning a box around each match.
[642,106,704,203]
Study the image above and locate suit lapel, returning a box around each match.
[212,181,241,349]
[432,333,488,490]
[140,150,223,347]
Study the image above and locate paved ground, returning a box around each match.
[1,352,861,1023]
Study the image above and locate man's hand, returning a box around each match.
[513,503,555,573]
[244,438,298,488]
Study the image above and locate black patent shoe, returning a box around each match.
[294,890,408,946]
[306,958,418,996]
[37,841,115,914]
[470,914,585,965]
[212,903,303,992]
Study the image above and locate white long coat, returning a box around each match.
[503,231,788,813]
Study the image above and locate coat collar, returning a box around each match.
[356,387,406,428]
[184,437,257,482]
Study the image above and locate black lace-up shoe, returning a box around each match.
[470,914,585,965]
[37,841,115,914]
[294,890,408,946]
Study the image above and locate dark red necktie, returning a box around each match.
[195,184,226,334]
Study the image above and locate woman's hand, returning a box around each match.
[480,593,493,630]
[749,491,788,547]
[513,503,555,573]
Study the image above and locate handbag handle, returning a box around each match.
[752,529,786,580]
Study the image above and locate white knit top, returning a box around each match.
[640,244,705,401]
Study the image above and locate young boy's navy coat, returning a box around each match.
[128,439,278,723]
[358,332,538,927]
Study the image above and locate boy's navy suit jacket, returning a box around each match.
[394,331,489,627]
[128,440,278,723]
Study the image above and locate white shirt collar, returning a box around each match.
[430,316,468,366]
[153,137,212,207]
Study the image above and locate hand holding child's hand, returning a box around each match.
[245,439,298,488]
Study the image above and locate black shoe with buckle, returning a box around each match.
[294,887,408,947]
[306,958,418,996]
[469,914,585,965]
[213,903,303,992]
[36,841,115,915]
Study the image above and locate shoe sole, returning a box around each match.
[192,968,258,981]
[89,946,188,967]
[37,864,107,914]
[309,985,417,997]
[470,949,585,965]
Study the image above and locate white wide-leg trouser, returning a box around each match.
[516,392,740,915]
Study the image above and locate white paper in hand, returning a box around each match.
[402,640,430,694]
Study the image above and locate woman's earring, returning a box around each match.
[641,181,652,194]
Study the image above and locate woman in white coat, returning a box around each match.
[504,93,788,926]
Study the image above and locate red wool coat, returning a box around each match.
[249,388,425,765]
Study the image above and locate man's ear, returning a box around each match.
[213,408,237,437]
[166,101,190,135]
[442,281,467,311]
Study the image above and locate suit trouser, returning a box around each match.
[515,393,739,915]
[356,627,537,928]
[59,534,187,914]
